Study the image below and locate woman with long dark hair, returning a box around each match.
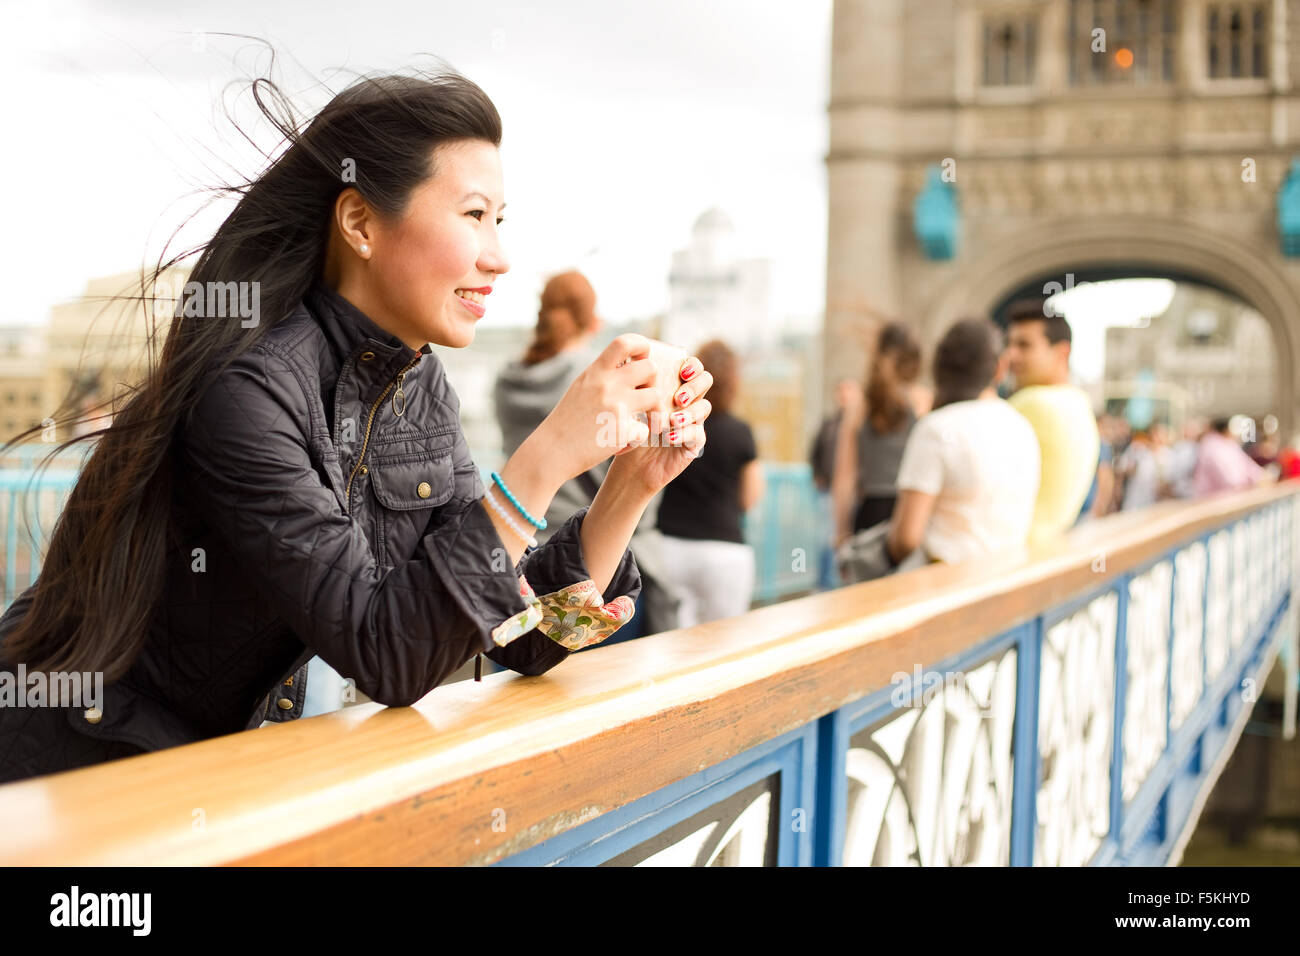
[0,61,714,784]
[830,321,922,547]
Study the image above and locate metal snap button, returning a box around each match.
[84,707,103,724]
[276,697,294,710]
[360,351,376,362]
[359,464,368,475]
[417,481,432,499]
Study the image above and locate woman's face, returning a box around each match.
[364,138,509,350]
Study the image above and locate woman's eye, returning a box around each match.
[468,210,505,226]
[468,210,485,220]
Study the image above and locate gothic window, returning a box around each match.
[1068,0,1179,85]
[982,15,1037,86]
[1206,2,1269,79]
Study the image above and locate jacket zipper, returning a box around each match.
[343,352,423,512]
[392,369,410,417]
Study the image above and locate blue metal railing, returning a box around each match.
[496,493,1299,866]
[1,468,79,606]
[741,463,832,603]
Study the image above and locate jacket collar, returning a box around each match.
[303,279,432,386]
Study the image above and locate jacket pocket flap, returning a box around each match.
[369,454,455,511]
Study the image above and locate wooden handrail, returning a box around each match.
[1,482,1295,866]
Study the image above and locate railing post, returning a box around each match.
[1109,573,1130,853]
[1009,617,1042,866]
[1166,556,1176,757]
[1200,531,1211,709]
[1286,498,1300,741]
[813,711,845,867]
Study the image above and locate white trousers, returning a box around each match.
[656,535,756,630]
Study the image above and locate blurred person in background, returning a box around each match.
[884,318,1040,567]
[494,270,603,545]
[1117,426,1169,510]
[1106,414,1134,510]
[1166,417,1206,499]
[1076,412,1115,522]
[1194,417,1272,496]
[809,377,859,589]
[1003,300,1100,545]
[1245,425,1279,471]
[831,322,923,547]
[655,340,764,628]
[1275,433,1300,480]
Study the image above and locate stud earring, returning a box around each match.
[359,243,370,255]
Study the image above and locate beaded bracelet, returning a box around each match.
[490,470,547,530]
[482,485,538,548]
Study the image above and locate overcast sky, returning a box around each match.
[1,0,832,333]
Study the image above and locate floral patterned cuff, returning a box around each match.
[489,572,635,651]
[490,573,546,648]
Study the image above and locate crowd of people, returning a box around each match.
[1093,415,1296,514]
[811,300,1285,587]
[493,274,1289,631]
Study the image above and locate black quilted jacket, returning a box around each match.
[0,279,640,785]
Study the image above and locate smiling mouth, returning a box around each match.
[454,289,487,317]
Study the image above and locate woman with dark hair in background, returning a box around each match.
[831,321,922,548]
[0,62,715,784]
[655,340,764,628]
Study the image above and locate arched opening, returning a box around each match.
[921,216,1299,435]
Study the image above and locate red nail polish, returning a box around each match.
[676,389,689,405]
[667,430,679,443]
[681,365,695,380]
[672,411,686,426]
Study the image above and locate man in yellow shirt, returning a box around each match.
[1004,300,1101,546]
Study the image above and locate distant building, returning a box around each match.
[1,268,189,445]
[0,326,47,442]
[665,208,774,355]
[732,331,822,465]
[47,269,189,435]
[1104,283,1274,424]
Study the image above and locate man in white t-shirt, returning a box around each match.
[887,318,1042,566]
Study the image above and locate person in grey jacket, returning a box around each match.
[494,271,607,546]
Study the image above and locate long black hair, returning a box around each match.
[1,44,503,681]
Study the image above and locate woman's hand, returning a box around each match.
[536,334,667,481]
[605,354,713,498]
[576,352,712,596]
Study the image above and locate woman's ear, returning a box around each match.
[334,187,375,255]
